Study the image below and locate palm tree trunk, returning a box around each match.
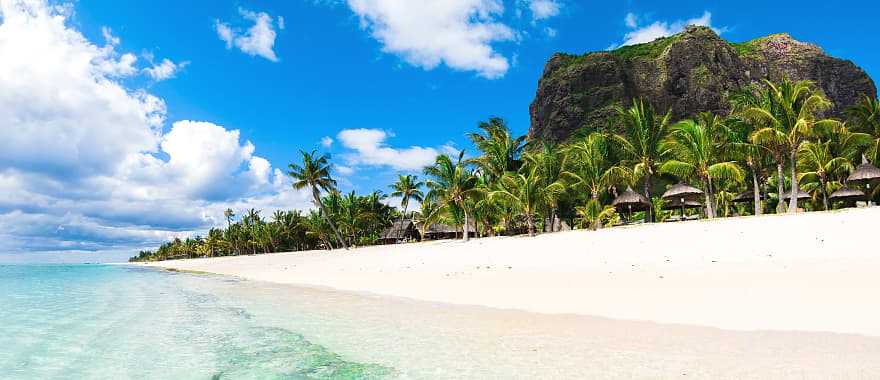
[462,208,470,242]
[788,150,799,213]
[776,162,786,213]
[313,190,348,250]
[751,168,762,216]
[527,213,535,237]
[643,174,654,222]
[397,203,408,242]
[821,178,829,210]
[704,177,715,219]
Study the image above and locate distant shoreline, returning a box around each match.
[144,207,880,336]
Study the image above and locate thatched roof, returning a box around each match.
[848,162,880,182]
[661,199,702,210]
[612,187,650,211]
[781,189,811,200]
[422,221,475,234]
[829,187,865,200]
[661,183,703,200]
[380,220,416,239]
[732,190,763,203]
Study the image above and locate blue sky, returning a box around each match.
[2,0,878,262]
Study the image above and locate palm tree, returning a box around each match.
[846,96,880,165]
[489,164,564,236]
[659,113,744,218]
[389,174,424,239]
[743,78,837,213]
[224,208,235,228]
[522,143,567,232]
[575,199,618,231]
[288,150,348,250]
[612,98,673,222]
[797,140,853,210]
[467,117,526,182]
[423,151,480,242]
[563,133,630,202]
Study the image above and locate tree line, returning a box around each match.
[131,78,880,262]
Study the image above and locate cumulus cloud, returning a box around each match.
[336,129,448,171]
[0,0,309,257]
[321,136,334,148]
[614,11,723,48]
[215,7,281,62]
[347,0,516,79]
[144,58,189,81]
[528,0,560,21]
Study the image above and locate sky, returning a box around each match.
[2,0,879,263]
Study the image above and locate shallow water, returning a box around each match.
[1,264,879,379]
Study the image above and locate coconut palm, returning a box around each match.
[389,174,424,239]
[797,140,853,210]
[467,117,526,181]
[659,113,745,218]
[522,143,567,231]
[846,96,880,165]
[489,164,564,236]
[563,132,630,201]
[743,78,838,213]
[612,98,673,222]
[575,199,618,231]
[423,151,480,242]
[288,150,348,250]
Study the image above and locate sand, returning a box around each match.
[143,207,880,337]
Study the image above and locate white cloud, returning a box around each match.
[529,0,560,21]
[624,12,637,28]
[615,11,722,48]
[277,15,285,30]
[335,164,355,175]
[215,8,280,62]
[101,26,120,46]
[0,0,310,257]
[346,0,515,79]
[143,58,189,81]
[321,136,334,147]
[336,129,442,171]
[544,27,557,38]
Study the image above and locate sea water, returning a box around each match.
[0,265,394,379]
[2,264,879,380]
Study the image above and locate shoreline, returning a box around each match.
[142,207,880,336]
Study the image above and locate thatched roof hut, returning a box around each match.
[421,221,476,240]
[378,220,421,244]
[661,199,702,210]
[732,190,763,203]
[612,187,650,212]
[781,189,811,201]
[848,162,880,183]
[829,187,865,201]
[661,183,703,201]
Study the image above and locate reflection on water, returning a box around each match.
[1,264,879,379]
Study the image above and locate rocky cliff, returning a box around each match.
[528,26,877,143]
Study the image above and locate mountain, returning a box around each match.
[528,26,877,143]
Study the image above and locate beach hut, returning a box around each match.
[612,187,651,223]
[732,190,763,203]
[661,199,702,221]
[661,183,703,219]
[421,222,476,240]
[829,187,865,208]
[780,189,811,201]
[378,220,421,244]
[847,160,880,206]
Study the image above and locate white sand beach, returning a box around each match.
[144,207,880,337]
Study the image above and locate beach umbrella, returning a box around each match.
[732,190,763,203]
[829,188,865,208]
[612,187,650,221]
[661,198,702,220]
[847,161,880,206]
[661,183,704,219]
[780,189,811,201]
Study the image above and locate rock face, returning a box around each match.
[529,26,877,143]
